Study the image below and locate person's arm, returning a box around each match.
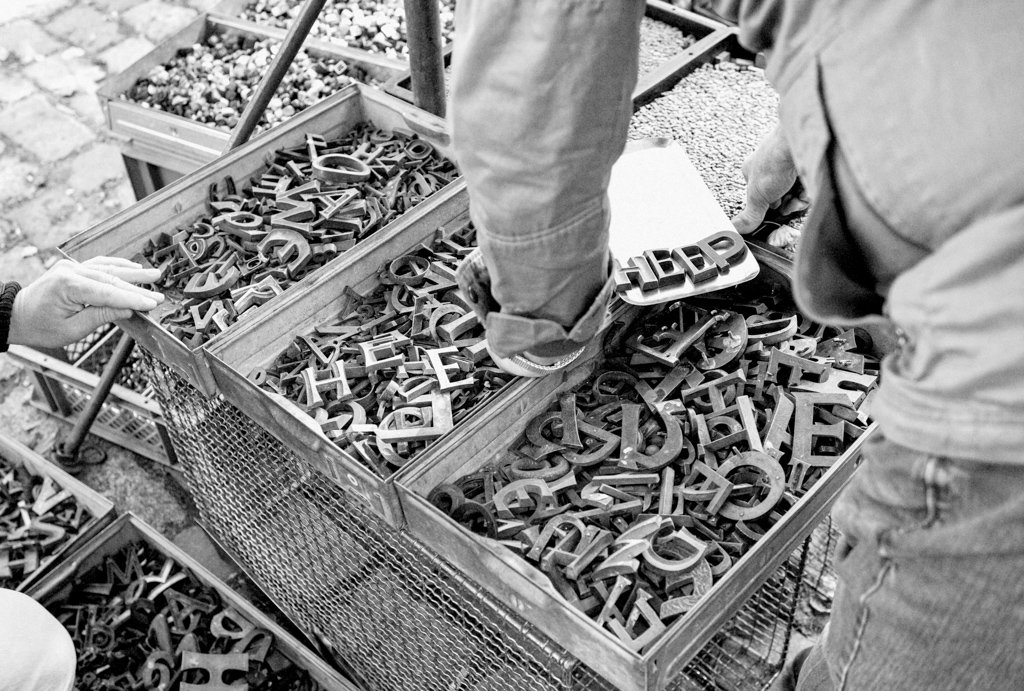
[2,257,163,350]
[450,0,645,360]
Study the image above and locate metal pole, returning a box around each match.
[54,334,135,471]
[226,0,330,150]
[404,0,446,117]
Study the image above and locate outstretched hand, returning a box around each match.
[9,257,164,348]
[732,125,805,234]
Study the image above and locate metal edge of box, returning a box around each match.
[215,14,407,81]
[212,0,411,76]
[96,13,210,123]
[6,345,160,418]
[0,432,117,594]
[632,2,732,105]
[23,513,360,691]
[647,423,875,688]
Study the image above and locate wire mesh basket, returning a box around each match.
[145,350,805,691]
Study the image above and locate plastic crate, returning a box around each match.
[8,328,175,470]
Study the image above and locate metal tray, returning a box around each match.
[23,513,358,690]
[396,264,876,691]
[205,187,620,526]
[61,83,457,396]
[211,0,438,66]
[633,27,760,108]
[98,13,404,176]
[0,433,116,593]
[381,1,726,108]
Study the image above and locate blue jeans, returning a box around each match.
[779,434,1024,690]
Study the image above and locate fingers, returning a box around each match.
[82,256,144,269]
[767,225,801,248]
[732,184,774,234]
[89,265,162,285]
[75,276,162,312]
[74,266,165,305]
[73,257,163,290]
[64,307,134,343]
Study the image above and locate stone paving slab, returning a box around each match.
[0,94,97,163]
[0,0,214,575]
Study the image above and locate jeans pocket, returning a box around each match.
[832,436,960,559]
[878,455,960,559]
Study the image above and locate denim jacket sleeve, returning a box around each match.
[449,0,644,357]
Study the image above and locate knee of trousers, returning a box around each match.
[0,589,77,691]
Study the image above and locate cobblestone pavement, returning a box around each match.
[0,0,228,547]
[0,0,211,278]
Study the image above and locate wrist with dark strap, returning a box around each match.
[0,282,22,353]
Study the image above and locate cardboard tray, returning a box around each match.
[24,513,359,690]
[61,83,459,396]
[395,264,875,691]
[0,433,116,593]
[98,13,404,175]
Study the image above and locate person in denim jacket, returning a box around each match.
[451,1,1024,688]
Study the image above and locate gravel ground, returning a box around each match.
[630,60,781,220]
[638,15,698,76]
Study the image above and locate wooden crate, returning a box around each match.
[381,1,726,108]
[395,265,876,691]
[61,83,458,396]
[24,513,359,690]
[99,13,403,176]
[0,433,116,593]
